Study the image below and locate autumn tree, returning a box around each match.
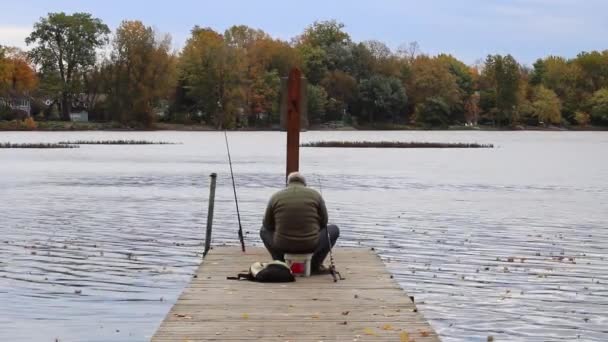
[589,88,608,125]
[179,27,239,128]
[573,51,608,94]
[229,27,296,126]
[0,47,37,94]
[531,86,562,125]
[530,56,581,121]
[574,111,591,127]
[320,70,357,121]
[106,20,176,126]
[464,92,481,125]
[26,12,110,120]
[406,55,461,119]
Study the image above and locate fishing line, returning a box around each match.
[224,130,245,252]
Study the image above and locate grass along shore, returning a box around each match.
[301,141,494,148]
[0,142,79,149]
[57,140,179,145]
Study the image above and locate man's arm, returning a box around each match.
[262,198,275,231]
[319,196,329,229]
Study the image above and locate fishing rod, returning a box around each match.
[317,175,344,282]
[224,130,245,252]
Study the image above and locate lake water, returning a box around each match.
[1,130,607,342]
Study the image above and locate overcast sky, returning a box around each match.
[0,0,606,65]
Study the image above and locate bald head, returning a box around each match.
[287,172,306,186]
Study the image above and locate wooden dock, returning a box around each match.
[152,247,440,341]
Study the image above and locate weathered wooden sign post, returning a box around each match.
[285,67,302,183]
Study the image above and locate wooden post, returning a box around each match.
[203,173,217,258]
[286,68,301,184]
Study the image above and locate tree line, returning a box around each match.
[2,12,608,128]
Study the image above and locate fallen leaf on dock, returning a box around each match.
[363,328,377,336]
[174,314,192,319]
[242,313,249,319]
[381,324,394,330]
[420,330,430,337]
[342,311,350,315]
[400,331,410,342]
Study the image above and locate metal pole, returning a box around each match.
[204,173,217,258]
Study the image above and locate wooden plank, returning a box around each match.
[152,247,439,342]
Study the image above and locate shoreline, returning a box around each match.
[0,121,606,132]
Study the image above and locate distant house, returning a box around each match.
[70,111,89,122]
[0,96,31,116]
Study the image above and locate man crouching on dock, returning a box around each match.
[260,172,339,273]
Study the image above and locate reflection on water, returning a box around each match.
[1,131,607,341]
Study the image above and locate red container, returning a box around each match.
[290,262,304,274]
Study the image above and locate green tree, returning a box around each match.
[530,59,546,85]
[26,12,110,120]
[350,43,374,81]
[307,84,328,123]
[414,97,451,127]
[482,54,521,125]
[589,88,608,125]
[298,44,327,84]
[531,86,562,125]
[358,75,407,124]
[297,20,350,49]
[296,20,351,84]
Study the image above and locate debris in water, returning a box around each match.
[74,289,82,294]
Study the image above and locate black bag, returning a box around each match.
[228,261,295,282]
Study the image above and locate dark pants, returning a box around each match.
[260,225,340,271]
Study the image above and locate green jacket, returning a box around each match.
[263,182,328,252]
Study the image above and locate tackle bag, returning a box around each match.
[228,260,295,282]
